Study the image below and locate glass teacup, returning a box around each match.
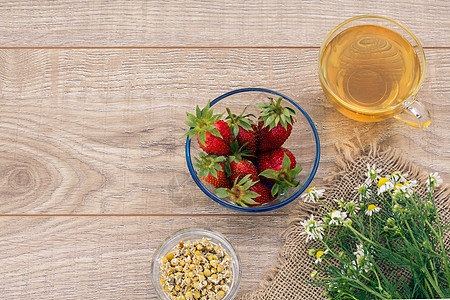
[318,15,431,129]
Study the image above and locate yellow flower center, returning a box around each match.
[307,187,314,193]
[367,204,376,211]
[391,171,402,177]
[316,250,324,259]
[378,178,390,188]
[394,183,403,190]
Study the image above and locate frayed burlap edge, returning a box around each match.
[239,142,449,300]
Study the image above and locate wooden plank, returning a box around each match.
[0,215,286,299]
[0,49,448,214]
[0,0,449,47]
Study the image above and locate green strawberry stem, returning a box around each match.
[280,178,299,188]
[226,107,235,123]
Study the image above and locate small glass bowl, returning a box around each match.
[152,228,241,300]
[185,88,320,212]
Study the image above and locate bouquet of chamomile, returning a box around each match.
[301,165,449,299]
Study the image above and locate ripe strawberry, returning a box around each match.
[249,182,276,205]
[227,141,259,183]
[198,120,232,155]
[215,175,276,207]
[225,108,258,158]
[194,153,231,189]
[258,148,302,196]
[230,158,259,183]
[256,97,296,152]
[183,102,232,155]
[258,147,297,184]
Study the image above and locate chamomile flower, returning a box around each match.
[377,177,394,195]
[329,210,348,225]
[365,204,381,216]
[336,197,360,215]
[314,249,329,264]
[393,180,416,199]
[301,187,325,203]
[333,198,346,210]
[310,270,318,278]
[300,215,324,242]
[353,244,373,273]
[427,172,443,192]
[354,183,373,201]
[387,171,408,184]
[353,243,365,258]
[365,163,382,184]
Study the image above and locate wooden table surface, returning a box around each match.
[1,1,449,299]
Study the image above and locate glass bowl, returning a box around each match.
[185,88,320,212]
[152,228,241,300]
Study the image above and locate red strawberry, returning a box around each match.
[230,158,259,183]
[258,148,302,196]
[215,175,276,207]
[183,102,232,155]
[198,120,232,155]
[256,97,296,152]
[249,182,276,206]
[258,147,297,184]
[225,108,258,158]
[194,153,231,189]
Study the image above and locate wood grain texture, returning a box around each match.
[0,216,285,299]
[0,0,449,47]
[0,49,448,214]
[0,2,449,299]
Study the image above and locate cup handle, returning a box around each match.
[394,97,431,129]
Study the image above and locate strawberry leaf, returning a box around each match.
[215,188,229,198]
[271,184,280,197]
[198,131,207,146]
[259,169,279,179]
[240,192,260,205]
[209,128,222,138]
[196,105,202,119]
[281,153,292,169]
[288,165,303,178]
[232,125,239,138]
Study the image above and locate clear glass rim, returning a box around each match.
[185,87,321,212]
[318,15,426,114]
[152,228,242,300]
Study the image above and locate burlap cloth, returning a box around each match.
[239,143,450,300]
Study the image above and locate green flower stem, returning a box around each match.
[426,212,450,286]
[316,198,332,211]
[346,225,419,268]
[422,265,444,298]
[404,219,424,261]
[341,292,358,300]
[403,200,445,298]
[370,257,401,299]
[347,278,387,299]
[373,268,382,291]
